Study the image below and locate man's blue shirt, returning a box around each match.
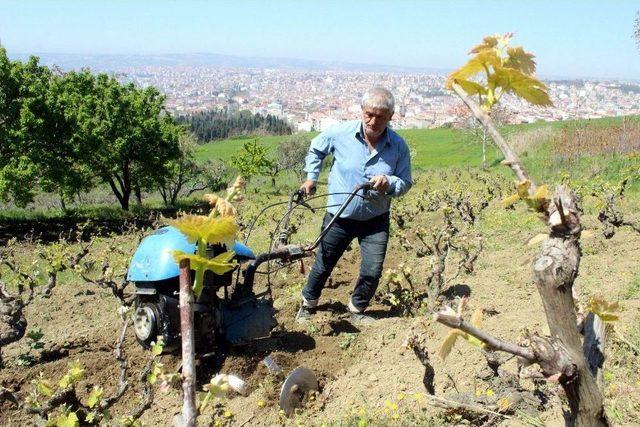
[304,120,413,221]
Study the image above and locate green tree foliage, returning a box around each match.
[276,134,311,179]
[230,139,274,182]
[177,109,292,142]
[60,71,181,210]
[0,48,49,206]
[0,50,184,210]
[23,66,95,208]
[159,132,232,206]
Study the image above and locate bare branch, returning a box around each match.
[99,318,131,410]
[424,394,512,419]
[23,388,76,418]
[127,358,155,421]
[434,313,535,361]
[451,83,535,195]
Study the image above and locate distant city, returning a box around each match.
[15,52,640,132]
[121,66,640,132]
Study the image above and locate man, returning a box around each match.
[297,87,412,325]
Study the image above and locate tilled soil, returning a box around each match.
[1,217,639,426]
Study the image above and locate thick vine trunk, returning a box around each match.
[531,189,607,425]
[179,260,196,426]
[449,84,609,426]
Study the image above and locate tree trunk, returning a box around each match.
[451,83,535,195]
[59,191,67,211]
[178,260,196,426]
[134,185,142,205]
[106,177,131,211]
[534,188,609,426]
[449,81,609,425]
[481,129,488,170]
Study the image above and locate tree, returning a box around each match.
[440,34,609,426]
[61,71,180,210]
[22,65,95,209]
[157,132,232,206]
[276,134,311,179]
[230,139,273,182]
[0,49,47,206]
[0,52,102,209]
[176,109,293,142]
[454,103,510,169]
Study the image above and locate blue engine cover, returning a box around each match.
[127,226,255,282]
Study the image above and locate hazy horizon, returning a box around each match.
[2,0,640,80]
[6,51,640,83]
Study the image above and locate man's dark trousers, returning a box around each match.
[302,211,389,312]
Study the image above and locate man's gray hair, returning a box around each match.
[361,87,395,113]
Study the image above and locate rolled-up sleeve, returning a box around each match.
[386,142,412,197]
[304,133,332,181]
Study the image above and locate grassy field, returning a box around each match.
[196,115,640,192]
[2,115,638,222]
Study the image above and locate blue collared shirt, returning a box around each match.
[304,120,413,221]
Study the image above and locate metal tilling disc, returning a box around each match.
[278,366,318,416]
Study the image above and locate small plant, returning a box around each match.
[378,266,423,317]
[339,333,358,350]
[16,328,45,366]
[169,192,240,298]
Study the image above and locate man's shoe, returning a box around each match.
[349,312,376,326]
[295,306,315,323]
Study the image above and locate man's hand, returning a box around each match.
[300,179,317,196]
[369,175,389,194]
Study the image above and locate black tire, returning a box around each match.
[133,302,161,349]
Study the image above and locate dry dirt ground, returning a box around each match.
[1,198,640,426]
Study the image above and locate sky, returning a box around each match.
[1,0,639,80]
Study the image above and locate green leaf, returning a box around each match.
[446,50,501,88]
[85,386,103,409]
[455,79,488,97]
[587,297,620,323]
[147,362,163,385]
[173,251,237,276]
[502,193,521,208]
[505,46,536,75]
[85,412,96,423]
[490,67,552,107]
[36,379,55,397]
[438,330,462,360]
[150,338,164,356]
[59,360,85,389]
[26,328,44,342]
[51,412,80,427]
[469,35,499,54]
[168,215,237,246]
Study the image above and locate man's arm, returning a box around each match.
[385,142,413,197]
[301,132,332,194]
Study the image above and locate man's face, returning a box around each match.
[362,106,393,140]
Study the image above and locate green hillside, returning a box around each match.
[195,116,639,187]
